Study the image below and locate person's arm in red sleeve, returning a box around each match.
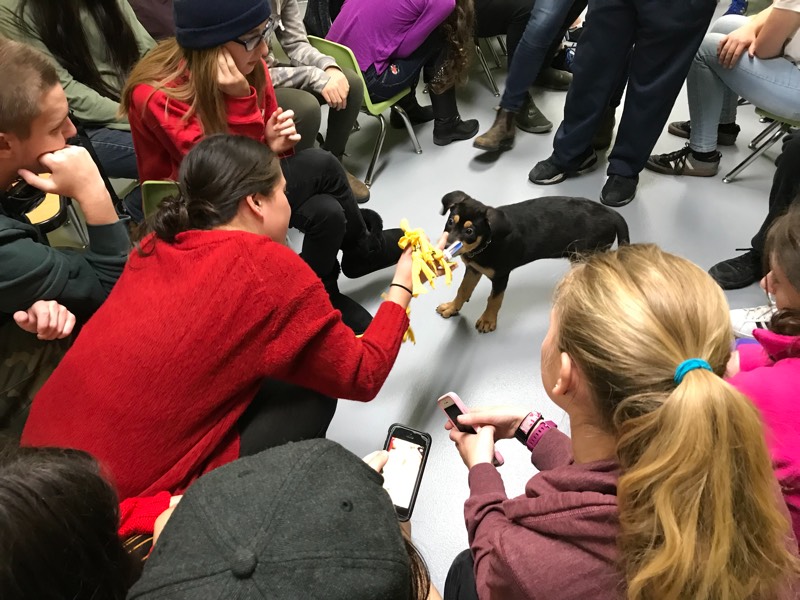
[118,491,172,538]
[252,243,409,402]
[530,428,574,471]
[225,88,268,142]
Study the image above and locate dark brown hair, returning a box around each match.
[765,200,800,340]
[17,0,141,101]
[139,134,282,248]
[0,37,59,137]
[430,0,474,93]
[0,442,135,600]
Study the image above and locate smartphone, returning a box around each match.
[382,424,431,522]
[437,392,505,467]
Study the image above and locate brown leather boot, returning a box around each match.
[473,109,516,152]
[345,169,370,204]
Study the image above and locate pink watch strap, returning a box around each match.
[515,412,542,444]
[526,420,557,452]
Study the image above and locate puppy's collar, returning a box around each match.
[465,237,491,258]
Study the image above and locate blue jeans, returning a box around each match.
[688,15,800,152]
[501,0,586,112]
[85,127,143,221]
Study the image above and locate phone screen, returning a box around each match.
[443,402,476,434]
[382,436,425,512]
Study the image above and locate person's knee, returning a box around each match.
[342,68,363,102]
[275,88,322,136]
[303,195,347,233]
[710,14,748,35]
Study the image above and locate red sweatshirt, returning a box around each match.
[127,61,279,181]
[22,230,409,500]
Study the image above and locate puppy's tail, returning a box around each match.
[613,211,630,247]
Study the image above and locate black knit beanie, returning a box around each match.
[173,0,272,50]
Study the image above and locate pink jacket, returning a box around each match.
[729,329,800,544]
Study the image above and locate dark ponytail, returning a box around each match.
[143,135,282,247]
[764,200,800,340]
[17,0,141,101]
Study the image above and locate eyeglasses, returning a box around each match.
[232,21,274,52]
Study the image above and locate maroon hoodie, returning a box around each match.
[465,430,622,599]
[464,429,800,599]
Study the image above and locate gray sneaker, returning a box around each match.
[515,95,553,134]
[645,144,720,177]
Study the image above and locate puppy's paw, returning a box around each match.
[436,302,460,319]
[475,313,497,333]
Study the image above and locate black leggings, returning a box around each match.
[238,379,338,457]
[474,0,535,66]
[281,148,366,278]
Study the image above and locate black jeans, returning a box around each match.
[238,379,338,457]
[274,67,364,158]
[281,148,366,278]
[552,0,716,178]
[444,550,480,600]
[751,132,800,254]
[474,0,535,66]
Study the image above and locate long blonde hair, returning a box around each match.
[120,38,266,135]
[553,244,800,600]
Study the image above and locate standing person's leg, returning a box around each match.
[83,127,143,221]
[600,0,716,206]
[529,0,636,184]
[474,0,585,151]
[274,87,322,152]
[237,378,338,457]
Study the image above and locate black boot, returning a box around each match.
[390,94,434,128]
[431,87,478,146]
[321,261,373,335]
[341,208,403,279]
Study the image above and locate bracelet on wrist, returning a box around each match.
[390,282,413,296]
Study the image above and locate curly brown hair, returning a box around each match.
[430,0,474,94]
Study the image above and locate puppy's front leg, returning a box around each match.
[437,266,481,318]
[476,273,509,333]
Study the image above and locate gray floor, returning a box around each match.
[323,25,776,591]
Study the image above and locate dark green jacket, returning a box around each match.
[0,209,130,323]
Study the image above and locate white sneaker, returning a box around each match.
[730,304,776,339]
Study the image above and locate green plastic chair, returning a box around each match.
[307,35,422,187]
[723,108,800,183]
[142,180,180,218]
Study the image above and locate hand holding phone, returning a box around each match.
[381,424,431,521]
[438,392,504,467]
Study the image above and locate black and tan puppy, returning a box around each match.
[436,191,630,332]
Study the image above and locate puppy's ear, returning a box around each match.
[441,190,470,215]
[486,207,512,241]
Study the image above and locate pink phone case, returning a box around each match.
[437,392,504,467]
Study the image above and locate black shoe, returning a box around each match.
[433,116,480,146]
[528,151,598,185]
[390,104,434,128]
[667,121,740,146]
[341,208,403,278]
[709,249,763,290]
[321,261,373,334]
[600,174,638,207]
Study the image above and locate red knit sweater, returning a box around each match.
[21,230,409,499]
[127,61,279,181]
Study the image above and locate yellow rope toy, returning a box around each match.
[385,220,455,344]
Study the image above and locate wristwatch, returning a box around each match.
[515,412,543,444]
[526,420,557,452]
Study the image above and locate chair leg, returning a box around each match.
[486,38,502,68]
[748,120,780,151]
[723,125,789,184]
[474,44,500,97]
[365,113,388,188]
[392,106,423,155]
[66,201,90,247]
[497,36,507,56]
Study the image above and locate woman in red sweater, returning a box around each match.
[21,134,427,503]
[120,0,400,333]
[443,245,800,600]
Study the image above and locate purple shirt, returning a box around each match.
[326,0,455,74]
